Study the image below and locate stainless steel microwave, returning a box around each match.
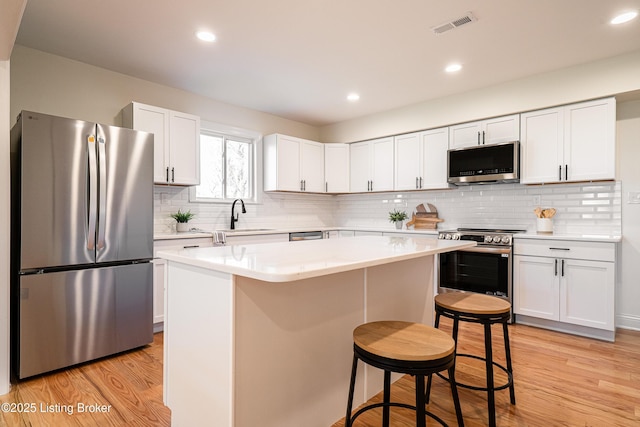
[447,141,520,185]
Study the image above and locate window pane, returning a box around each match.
[196,134,224,199]
[226,139,251,199]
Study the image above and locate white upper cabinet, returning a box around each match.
[324,143,350,193]
[263,134,325,192]
[350,137,394,192]
[449,114,520,149]
[122,102,200,185]
[394,127,449,191]
[521,97,616,184]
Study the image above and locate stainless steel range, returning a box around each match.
[437,228,524,321]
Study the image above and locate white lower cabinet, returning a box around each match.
[514,239,615,339]
[153,237,214,331]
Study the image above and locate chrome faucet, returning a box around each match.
[230,199,246,230]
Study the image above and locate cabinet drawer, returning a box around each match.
[514,239,615,262]
[154,237,214,256]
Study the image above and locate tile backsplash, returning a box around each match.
[154,181,621,236]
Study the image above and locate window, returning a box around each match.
[191,124,259,203]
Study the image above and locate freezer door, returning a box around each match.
[17,263,152,379]
[18,112,96,270]
[96,124,154,263]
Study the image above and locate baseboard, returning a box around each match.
[515,315,615,342]
[615,313,640,331]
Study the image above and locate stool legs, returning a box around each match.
[484,322,496,427]
[415,375,426,427]
[503,322,516,405]
[345,354,358,427]
[383,371,391,427]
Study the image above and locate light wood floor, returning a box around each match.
[0,333,169,427]
[1,323,639,426]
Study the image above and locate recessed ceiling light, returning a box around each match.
[196,31,216,42]
[610,11,638,25]
[347,93,360,102]
[445,63,463,73]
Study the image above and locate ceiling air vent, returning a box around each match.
[431,12,477,35]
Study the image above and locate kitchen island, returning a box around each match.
[158,235,475,427]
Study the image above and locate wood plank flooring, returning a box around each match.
[333,319,640,427]
[1,322,639,426]
[0,333,169,427]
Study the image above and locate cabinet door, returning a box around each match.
[131,104,170,183]
[483,114,520,144]
[371,137,394,191]
[350,141,371,192]
[394,132,421,190]
[420,127,449,189]
[513,255,559,320]
[300,140,325,192]
[564,98,616,182]
[169,111,200,185]
[520,107,564,184]
[449,121,482,149]
[275,135,302,191]
[324,144,350,193]
[560,259,614,330]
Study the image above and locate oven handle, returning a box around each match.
[456,246,512,255]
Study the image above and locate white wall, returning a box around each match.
[617,100,640,330]
[9,45,320,141]
[1,59,12,394]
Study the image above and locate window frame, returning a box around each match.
[189,120,262,204]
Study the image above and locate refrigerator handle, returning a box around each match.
[97,136,108,250]
[87,135,98,250]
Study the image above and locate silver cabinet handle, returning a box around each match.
[477,131,481,145]
[416,177,419,189]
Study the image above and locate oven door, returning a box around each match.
[438,246,511,298]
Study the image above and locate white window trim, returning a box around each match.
[189,120,263,204]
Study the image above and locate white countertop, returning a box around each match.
[513,232,621,243]
[157,235,475,282]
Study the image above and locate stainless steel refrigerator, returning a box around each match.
[10,111,154,379]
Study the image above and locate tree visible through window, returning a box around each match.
[194,131,254,201]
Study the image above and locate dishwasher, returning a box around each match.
[289,231,324,241]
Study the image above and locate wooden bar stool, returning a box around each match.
[426,292,515,427]
[345,320,464,427]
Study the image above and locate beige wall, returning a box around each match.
[1,59,11,394]
[319,49,640,143]
[617,100,640,330]
[9,45,320,140]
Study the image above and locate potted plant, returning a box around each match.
[170,209,195,232]
[388,209,408,229]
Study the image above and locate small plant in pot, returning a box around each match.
[388,209,408,229]
[170,209,195,232]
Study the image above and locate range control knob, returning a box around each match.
[501,236,511,244]
[445,234,452,240]
[452,234,460,240]
[484,236,493,243]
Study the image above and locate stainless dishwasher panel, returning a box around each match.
[289,231,324,241]
[17,263,152,379]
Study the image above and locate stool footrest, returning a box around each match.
[436,353,513,392]
[349,401,449,427]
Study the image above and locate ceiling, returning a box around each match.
[13,0,640,126]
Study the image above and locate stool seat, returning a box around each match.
[354,321,455,361]
[435,292,511,315]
